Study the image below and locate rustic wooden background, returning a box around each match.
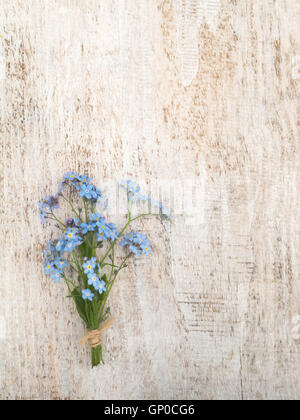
[0,0,300,400]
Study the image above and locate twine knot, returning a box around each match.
[79,318,115,348]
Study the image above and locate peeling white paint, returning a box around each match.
[1,0,300,400]
[175,0,221,86]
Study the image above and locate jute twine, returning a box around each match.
[79,318,115,348]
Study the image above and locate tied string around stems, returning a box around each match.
[79,318,115,348]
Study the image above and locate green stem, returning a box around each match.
[92,233,97,258]
[69,264,80,274]
[99,253,131,321]
[108,253,131,290]
[127,191,131,220]
[61,195,81,220]
[82,235,93,249]
[72,251,86,287]
[50,212,66,228]
[84,301,92,327]
[102,263,119,268]
[99,213,152,266]
[83,198,89,223]
[72,250,82,271]
[62,274,76,292]
[91,346,103,367]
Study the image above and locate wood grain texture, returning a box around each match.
[0,0,299,400]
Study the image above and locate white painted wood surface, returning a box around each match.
[0,0,300,400]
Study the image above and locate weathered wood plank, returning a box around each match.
[0,0,299,400]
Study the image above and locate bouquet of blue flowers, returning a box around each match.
[39,172,171,367]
